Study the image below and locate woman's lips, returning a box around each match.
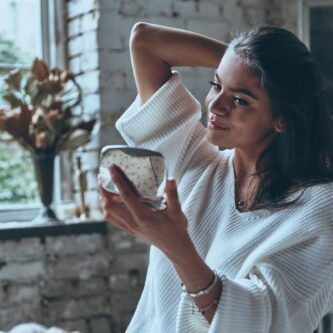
[208,120,230,130]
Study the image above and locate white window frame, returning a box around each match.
[298,0,333,47]
[0,0,68,222]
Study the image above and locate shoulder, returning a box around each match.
[289,181,333,234]
[302,181,333,210]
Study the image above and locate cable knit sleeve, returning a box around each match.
[115,71,217,181]
[176,184,333,333]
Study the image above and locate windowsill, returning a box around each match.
[0,205,41,223]
[0,219,108,240]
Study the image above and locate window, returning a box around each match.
[0,0,66,222]
[298,0,333,116]
[0,0,42,212]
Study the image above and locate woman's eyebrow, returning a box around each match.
[214,72,258,100]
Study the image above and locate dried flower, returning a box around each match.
[0,58,96,154]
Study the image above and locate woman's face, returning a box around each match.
[205,49,282,154]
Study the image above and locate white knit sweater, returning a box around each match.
[115,72,333,333]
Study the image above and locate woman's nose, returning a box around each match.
[208,93,231,116]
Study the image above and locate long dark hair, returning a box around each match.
[228,26,333,210]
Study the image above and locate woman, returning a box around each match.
[100,22,333,332]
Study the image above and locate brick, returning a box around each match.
[61,319,89,333]
[99,0,121,12]
[0,238,44,262]
[40,277,108,299]
[45,234,105,257]
[186,18,230,41]
[118,0,145,17]
[81,51,99,72]
[100,88,136,114]
[69,55,82,74]
[45,253,109,279]
[100,70,128,91]
[240,4,266,26]
[0,302,42,331]
[123,0,174,17]
[81,11,100,33]
[100,123,125,147]
[68,34,84,57]
[0,261,45,282]
[82,93,101,116]
[239,0,265,6]
[47,296,111,320]
[220,0,246,28]
[132,237,149,253]
[82,30,99,52]
[99,49,132,74]
[68,17,82,37]
[109,270,146,292]
[107,228,144,255]
[76,70,100,94]
[111,252,148,274]
[67,0,98,18]
[68,30,98,57]
[4,284,40,306]
[172,1,201,19]
[98,13,136,51]
[90,317,112,333]
[109,291,141,332]
[144,0,174,17]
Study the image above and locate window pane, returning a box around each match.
[310,6,333,115]
[0,0,42,66]
[0,140,38,203]
[0,0,42,207]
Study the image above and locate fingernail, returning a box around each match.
[167,178,176,189]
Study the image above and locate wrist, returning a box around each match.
[164,234,214,292]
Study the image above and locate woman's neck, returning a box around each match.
[233,147,272,178]
[233,149,259,178]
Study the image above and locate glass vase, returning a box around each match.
[31,152,60,224]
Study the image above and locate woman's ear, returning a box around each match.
[274,118,284,133]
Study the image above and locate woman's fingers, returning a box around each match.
[104,213,135,235]
[165,178,182,212]
[101,191,135,224]
[110,165,147,218]
[110,165,141,196]
[99,185,122,202]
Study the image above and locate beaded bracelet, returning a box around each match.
[181,269,219,299]
[196,277,223,315]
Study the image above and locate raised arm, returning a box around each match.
[129,22,227,104]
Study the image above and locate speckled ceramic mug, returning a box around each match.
[99,145,167,210]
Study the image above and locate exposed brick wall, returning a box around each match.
[66,0,101,215]
[0,226,148,333]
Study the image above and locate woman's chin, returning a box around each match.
[206,130,232,148]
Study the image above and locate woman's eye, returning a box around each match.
[233,96,249,106]
[209,81,221,92]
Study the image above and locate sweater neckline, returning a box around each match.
[227,150,270,220]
